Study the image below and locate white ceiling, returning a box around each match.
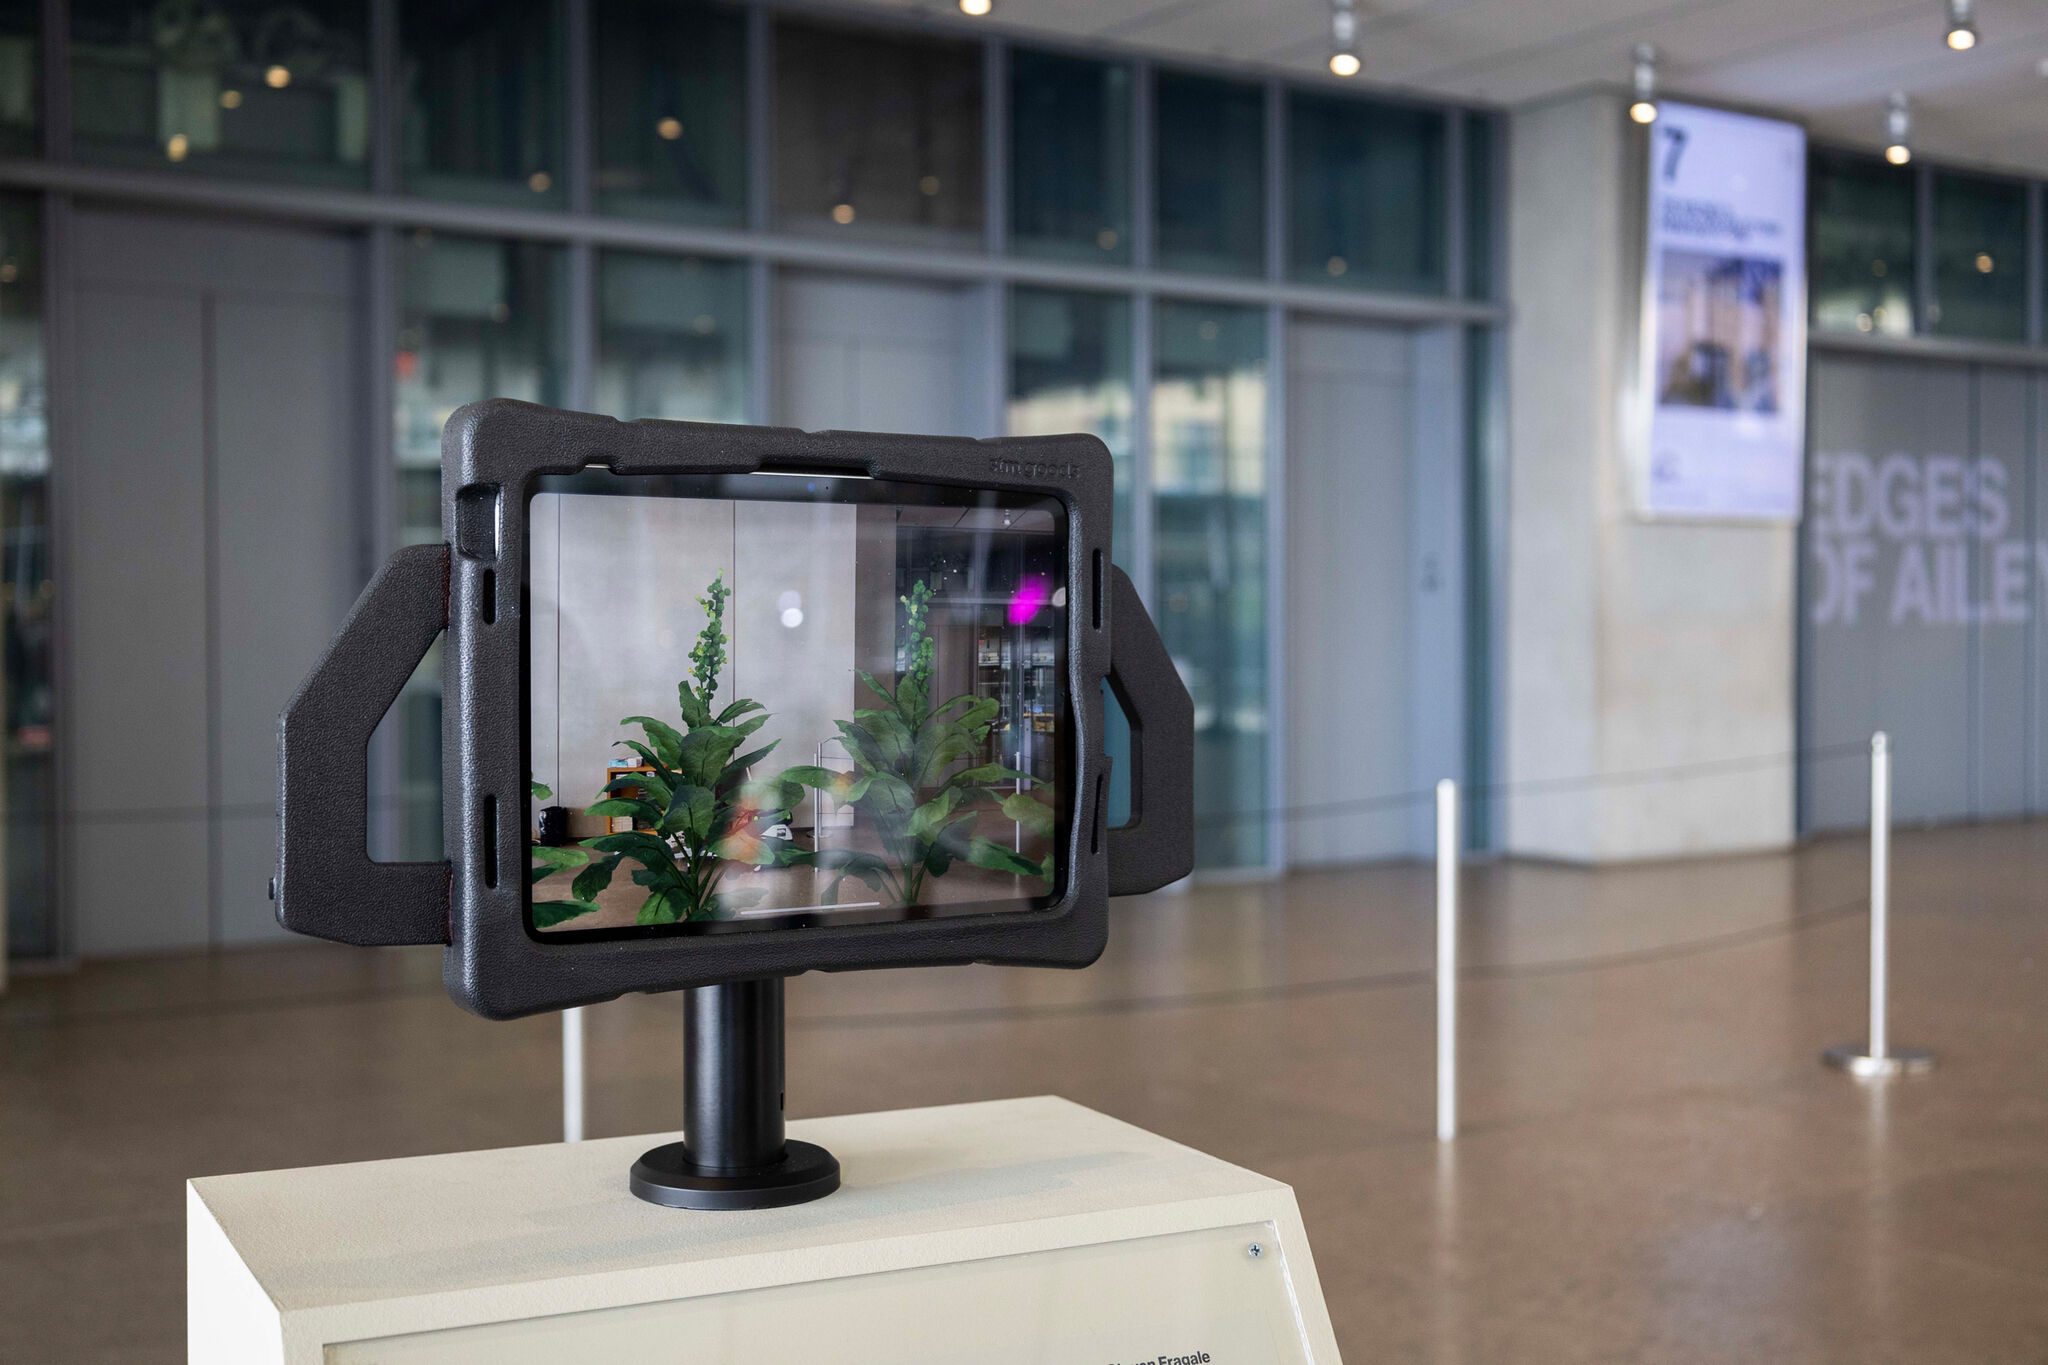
[844,0,2048,176]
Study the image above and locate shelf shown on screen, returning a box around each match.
[525,469,1070,940]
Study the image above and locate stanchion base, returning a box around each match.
[1821,1043,1935,1078]
[629,1139,840,1210]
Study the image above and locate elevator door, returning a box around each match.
[774,272,989,435]
[1285,319,1465,866]
[64,209,362,953]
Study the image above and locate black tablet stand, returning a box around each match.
[628,977,840,1210]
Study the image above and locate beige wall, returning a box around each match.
[1505,92,1796,861]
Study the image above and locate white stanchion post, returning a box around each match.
[1824,732,1934,1078]
[563,1006,586,1142]
[1436,779,1458,1143]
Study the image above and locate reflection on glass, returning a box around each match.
[0,0,37,156]
[1930,171,2027,343]
[1156,72,1265,278]
[402,0,563,206]
[388,232,566,860]
[1152,300,1266,869]
[1809,149,1915,336]
[1007,288,1133,554]
[595,0,746,225]
[0,195,52,956]
[1465,113,1498,300]
[596,252,749,422]
[773,18,982,247]
[1010,48,1131,264]
[70,0,368,183]
[1288,91,1443,292]
[526,475,1065,934]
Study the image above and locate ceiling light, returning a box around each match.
[166,132,190,161]
[219,89,242,109]
[1629,43,1659,124]
[1884,93,1912,165]
[265,64,291,89]
[958,0,991,14]
[1944,0,1977,50]
[831,203,855,225]
[1329,0,1359,76]
[656,116,682,140]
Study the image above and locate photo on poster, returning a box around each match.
[1655,250,1782,414]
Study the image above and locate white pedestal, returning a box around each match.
[188,1096,1342,1363]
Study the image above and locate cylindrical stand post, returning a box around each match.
[562,1006,585,1143]
[630,979,840,1209]
[1436,779,1458,1143]
[1824,732,1934,1078]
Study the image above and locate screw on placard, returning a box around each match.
[1247,1242,1264,1259]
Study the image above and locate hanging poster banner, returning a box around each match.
[1637,101,1808,520]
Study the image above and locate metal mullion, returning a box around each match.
[566,0,594,217]
[39,0,70,160]
[568,243,596,410]
[1132,59,1154,274]
[364,223,404,858]
[748,258,773,423]
[1264,80,1284,283]
[2028,179,2042,348]
[1916,162,1936,334]
[747,1,772,232]
[1444,107,1467,300]
[982,36,1007,439]
[1263,300,1287,875]
[40,190,76,960]
[1130,290,1155,606]
[369,0,399,193]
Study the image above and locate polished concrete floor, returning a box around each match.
[4,821,2047,1362]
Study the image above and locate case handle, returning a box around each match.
[275,543,452,945]
[1105,566,1195,896]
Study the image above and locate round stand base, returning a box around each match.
[629,1139,840,1211]
[1822,1043,1936,1078]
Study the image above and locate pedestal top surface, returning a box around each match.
[188,1096,1286,1312]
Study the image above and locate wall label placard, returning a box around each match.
[1637,101,1808,520]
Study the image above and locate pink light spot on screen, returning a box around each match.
[1008,575,1051,625]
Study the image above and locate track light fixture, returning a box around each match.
[1629,44,1659,124]
[1944,0,1977,50]
[1329,0,1359,77]
[1885,93,1912,165]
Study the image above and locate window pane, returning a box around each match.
[1287,91,1443,292]
[1465,113,1497,300]
[773,18,982,247]
[0,195,53,956]
[71,0,368,184]
[403,0,563,207]
[1152,300,1266,869]
[1809,149,1915,336]
[1155,72,1264,278]
[596,252,750,422]
[1009,49,1131,265]
[1007,287,1133,556]
[1930,171,2027,343]
[389,234,567,861]
[595,0,746,226]
[0,0,37,156]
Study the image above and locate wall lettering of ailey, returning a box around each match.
[1807,450,2039,627]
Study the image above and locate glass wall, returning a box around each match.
[773,18,982,247]
[1155,72,1264,277]
[0,0,37,156]
[594,0,746,225]
[70,0,368,183]
[0,195,51,956]
[1152,300,1267,869]
[387,233,566,860]
[1007,287,1134,556]
[1009,48,1131,265]
[595,251,749,422]
[402,0,563,206]
[1286,91,1443,292]
[1809,148,1917,336]
[1929,171,2028,343]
